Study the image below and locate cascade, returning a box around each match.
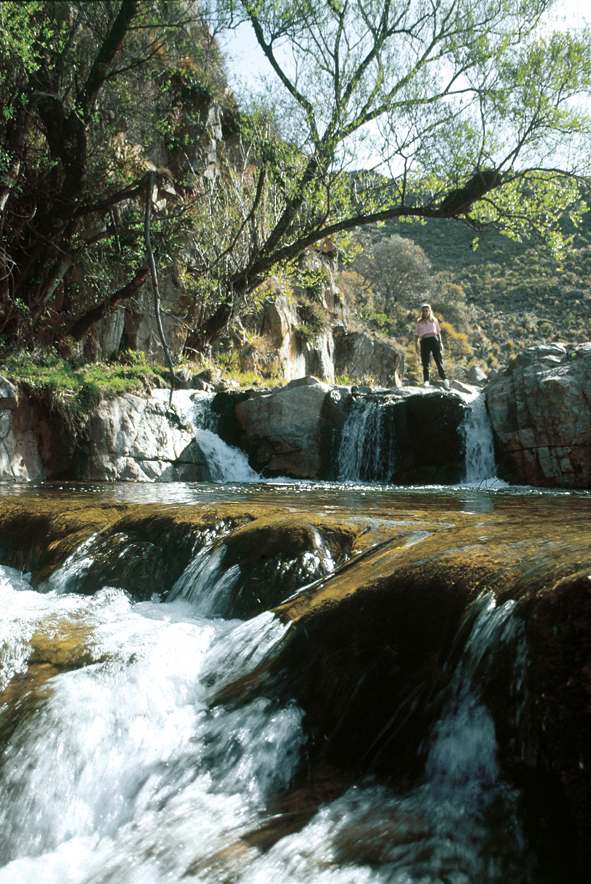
[3,476,591,882]
[338,390,499,486]
[153,390,259,482]
[338,396,395,482]
[0,564,534,884]
[461,392,498,484]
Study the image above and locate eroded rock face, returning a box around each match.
[485,343,591,487]
[235,377,350,478]
[0,379,78,481]
[85,393,197,481]
[0,383,212,483]
[334,329,403,388]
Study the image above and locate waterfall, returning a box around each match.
[0,520,560,883]
[153,389,259,482]
[167,543,242,616]
[338,396,395,482]
[0,577,303,882]
[462,392,497,484]
[426,594,525,785]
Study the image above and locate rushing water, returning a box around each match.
[461,394,497,485]
[0,391,587,883]
[0,544,533,884]
[338,397,396,482]
[153,389,259,482]
[337,389,498,485]
[2,484,588,882]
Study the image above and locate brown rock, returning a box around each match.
[486,343,591,487]
[235,378,348,478]
[333,329,403,387]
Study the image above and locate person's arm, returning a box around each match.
[414,333,420,354]
[436,320,444,351]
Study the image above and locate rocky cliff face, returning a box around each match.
[0,380,206,483]
[239,257,403,388]
[3,341,591,488]
[485,343,591,487]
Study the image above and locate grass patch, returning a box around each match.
[1,349,167,417]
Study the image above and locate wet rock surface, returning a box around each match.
[1,491,591,878]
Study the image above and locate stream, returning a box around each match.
[0,391,589,883]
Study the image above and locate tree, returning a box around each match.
[351,234,434,309]
[0,0,224,352]
[194,0,591,322]
[2,0,591,359]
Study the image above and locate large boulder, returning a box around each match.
[235,377,350,478]
[84,393,198,481]
[333,329,403,387]
[485,343,591,487]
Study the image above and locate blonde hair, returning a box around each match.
[419,303,435,322]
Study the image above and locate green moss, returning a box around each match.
[1,349,168,419]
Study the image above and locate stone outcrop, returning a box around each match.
[244,285,402,388]
[0,381,210,483]
[234,376,350,479]
[333,329,403,387]
[485,343,591,487]
[84,393,198,481]
[82,271,188,364]
[385,390,468,484]
[4,340,591,488]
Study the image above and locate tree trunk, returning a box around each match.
[68,269,149,342]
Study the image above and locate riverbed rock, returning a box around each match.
[235,377,350,478]
[2,493,591,878]
[84,393,196,481]
[485,343,591,487]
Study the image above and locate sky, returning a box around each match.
[219,0,589,93]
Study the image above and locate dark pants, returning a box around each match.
[420,336,446,382]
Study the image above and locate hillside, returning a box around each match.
[368,205,591,376]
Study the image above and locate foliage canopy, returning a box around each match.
[1,0,590,358]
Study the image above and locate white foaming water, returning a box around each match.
[338,397,395,482]
[167,543,241,615]
[0,566,529,884]
[0,574,301,884]
[231,595,527,884]
[461,392,498,484]
[152,389,259,482]
[193,426,260,482]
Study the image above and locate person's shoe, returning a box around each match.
[443,379,450,389]
[422,381,430,387]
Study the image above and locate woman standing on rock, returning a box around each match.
[414,303,450,388]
